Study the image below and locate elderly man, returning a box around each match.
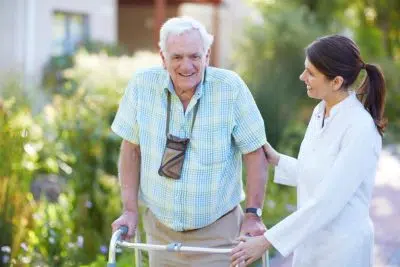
[111,16,268,266]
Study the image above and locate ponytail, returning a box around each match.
[358,63,387,136]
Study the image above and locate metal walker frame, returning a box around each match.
[108,226,270,267]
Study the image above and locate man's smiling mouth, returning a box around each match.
[179,73,195,77]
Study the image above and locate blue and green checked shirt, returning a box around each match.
[111,66,266,231]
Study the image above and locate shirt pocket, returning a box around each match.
[194,125,231,165]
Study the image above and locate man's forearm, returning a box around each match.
[243,147,268,208]
[119,140,141,212]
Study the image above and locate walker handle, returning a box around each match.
[107,225,130,267]
[119,226,129,236]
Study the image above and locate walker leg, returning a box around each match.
[107,226,129,267]
[263,250,270,267]
[134,228,142,267]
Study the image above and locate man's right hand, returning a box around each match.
[111,210,138,240]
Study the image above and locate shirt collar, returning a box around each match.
[317,91,357,118]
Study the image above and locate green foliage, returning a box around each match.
[24,194,77,266]
[235,1,324,148]
[80,40,129,57]
[378,59,400,142]
[0,90,38,266]
[1,50,159,266]
[286,0,400,142]
[239,0,400,236]
[42,41,129,96]
[1,1,399,265]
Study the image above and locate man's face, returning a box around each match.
[161,30,210,94]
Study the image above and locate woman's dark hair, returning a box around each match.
[306,34,387,135]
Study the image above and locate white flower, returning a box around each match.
[77,236,84,248]
[266,199,276,209]
[85,200,93,208]
[21,256,31,264]
[20,243,28,251]
[1,246,11,253]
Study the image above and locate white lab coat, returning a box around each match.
[264,93,382,267]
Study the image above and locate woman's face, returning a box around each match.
[299,58,334,100]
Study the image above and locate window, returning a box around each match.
[52,11,89,56]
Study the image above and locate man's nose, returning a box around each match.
[181,57,193,69]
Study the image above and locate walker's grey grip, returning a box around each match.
[119,226,129,235]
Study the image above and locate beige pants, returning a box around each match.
[143,206,244,267]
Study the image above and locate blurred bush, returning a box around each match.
[0,83,38,266]
[234,2,325,230]
[0,50,159,266]
[376,59,400,143]
[1,1,399,265]
[238,0,400,241]
[42,41,130,96]
[234,1,323,149]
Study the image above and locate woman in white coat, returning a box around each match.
[231,35,387,267]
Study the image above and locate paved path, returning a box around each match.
[269,145,400,267]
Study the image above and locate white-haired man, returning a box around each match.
[111,16,268,266]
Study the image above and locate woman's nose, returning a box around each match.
[299,70,306,81]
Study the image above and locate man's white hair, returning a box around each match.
[159,16,214,54]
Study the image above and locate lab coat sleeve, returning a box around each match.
[274,154,298,187]
[264,121,381,257]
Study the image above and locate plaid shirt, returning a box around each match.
[111,66,266,231]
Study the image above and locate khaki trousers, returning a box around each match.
[143,206,244,267]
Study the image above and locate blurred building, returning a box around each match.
[0,0,117,85]
[0,0,255,84]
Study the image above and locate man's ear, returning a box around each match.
[205,49,211,66]
[332,76,344,91]
[160,50,167,69]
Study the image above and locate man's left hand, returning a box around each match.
[240,214,266,237]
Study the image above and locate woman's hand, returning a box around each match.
[231,235,271,266]
[263,142,280,166]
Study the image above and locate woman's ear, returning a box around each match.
[332,76,344,91]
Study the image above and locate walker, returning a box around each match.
[107,226,270,267]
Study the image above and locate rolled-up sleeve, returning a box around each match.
[111,76,140,144]
[232,76,267,153]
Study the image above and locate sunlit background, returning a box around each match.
[0,0,399,266]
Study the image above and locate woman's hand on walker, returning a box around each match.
[231,235,271,267]
[263,142,280,166]
[111,210,138,240]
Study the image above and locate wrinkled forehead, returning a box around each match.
[165,29,205,55]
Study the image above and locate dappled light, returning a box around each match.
[1,0,399,266]
[375,148,400,189]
